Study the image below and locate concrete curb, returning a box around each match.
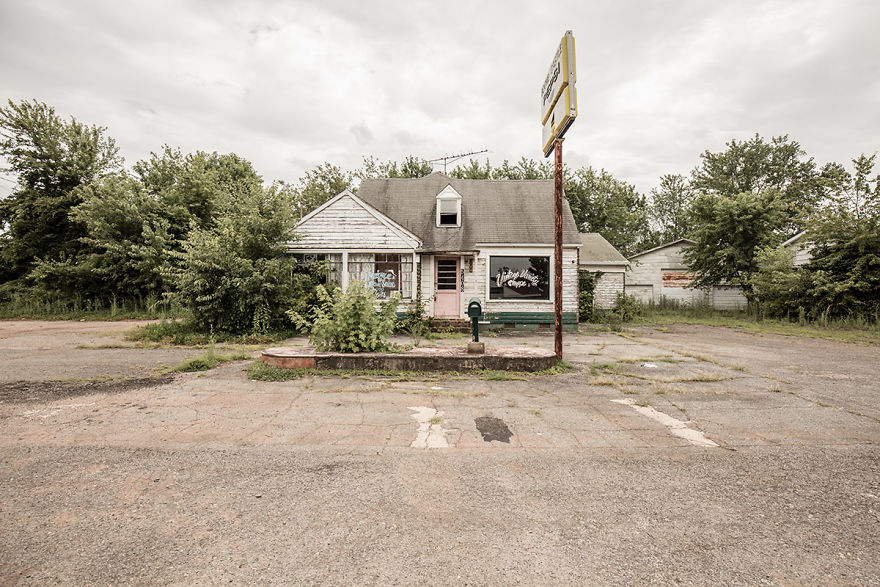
[261,346,557,372]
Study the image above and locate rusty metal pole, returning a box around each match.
[553,138,564,361]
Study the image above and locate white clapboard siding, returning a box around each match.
[626,241,746,309]
[290,194,417,250]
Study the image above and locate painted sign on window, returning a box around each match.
[489,256,550,300]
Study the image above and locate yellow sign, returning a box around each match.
[542,85,577,157]
[540,31,577,125]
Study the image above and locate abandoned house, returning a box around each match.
[625,238,747,310]
[286,172,581,328]
[577,233,628,309]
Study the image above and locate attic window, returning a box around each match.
[436,187,462,227]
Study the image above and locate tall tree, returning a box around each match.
[683,190,788,303]
[564,167,651,257]
[648,174,694,245]
[0,99,122,285]
[358,155,433,180]
[449,158,493,179]
[291,162,354,219]
[691,134,820,236]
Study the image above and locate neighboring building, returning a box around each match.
[578,233,628,309]
[625,239,747,310]
[287,172,582,328]
[781,231,813,266]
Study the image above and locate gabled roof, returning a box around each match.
[356,172,580,251]
[290,189,421,250]
[629,238,696,260]
[579,233,628,265]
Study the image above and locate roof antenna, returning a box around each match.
[423,149,489,173]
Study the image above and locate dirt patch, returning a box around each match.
[0,374,175,404]
[475,416,513,443]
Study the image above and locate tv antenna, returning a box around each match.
[424,149,489,173]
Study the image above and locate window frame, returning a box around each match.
[487,254,553,302]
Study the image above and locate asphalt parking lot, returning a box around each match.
[1,320,878,584]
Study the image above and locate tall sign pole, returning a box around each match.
[541,31,577,361]
[553,138,564,360]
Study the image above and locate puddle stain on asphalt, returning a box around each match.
[475,416,513,443]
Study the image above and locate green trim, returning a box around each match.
[483,311,577,325]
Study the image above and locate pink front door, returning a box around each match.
[434,257,460,318]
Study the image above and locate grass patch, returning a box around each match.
[425,331,466,340]
[170,347,251,372]
[479,370,527,381]
[428,416,443,425]
[0,296,181,321]
[128,320,296,346]
[632,310,880,345]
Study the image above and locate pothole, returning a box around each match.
[475,416,512,443]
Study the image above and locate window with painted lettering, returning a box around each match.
[347,253,412,299]
[489,256,550,300]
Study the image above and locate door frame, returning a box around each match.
[434,256,461,318]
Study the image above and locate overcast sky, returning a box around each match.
[1,0,878,199]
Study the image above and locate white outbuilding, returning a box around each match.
[625,239,747,310]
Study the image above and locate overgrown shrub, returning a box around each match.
[577,270,599,322]
[171,183,305,334]
[612,292,644,322]
[395,293,431,346]
[289,280,400,352]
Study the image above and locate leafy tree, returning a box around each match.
[648,174,694,245]
[290,162,353,219]
[564,167,651,257]
[27,148,268,306]
[490,157,554,180]
[449,159,493,179]
[800,154,880,319]
[171,181,301,333]
[29,173,171,303]
[684,190,788,303]
[691,134,820,236]
[0,99,122,286]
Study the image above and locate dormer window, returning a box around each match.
[436,185,462,228]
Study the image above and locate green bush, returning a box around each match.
[612,292,644,322]
[578,270,599,322]
[395,293,431,346]
[289,280,400,352]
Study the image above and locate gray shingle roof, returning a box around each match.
[578,233,628,264]
[356,172,580,252]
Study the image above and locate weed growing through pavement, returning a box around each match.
[170,346,251,372]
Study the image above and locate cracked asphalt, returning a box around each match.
[1,320,878,584]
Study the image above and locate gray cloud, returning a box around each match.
[0,0,877,201]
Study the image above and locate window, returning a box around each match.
[348,253,412,299]
[293,253,341,284]
[438,198,459,226]
[435,186,462,227]
[489,256,550,300]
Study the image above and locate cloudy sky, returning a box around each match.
[1,0,878,199]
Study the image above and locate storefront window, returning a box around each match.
[489,256,550,300]
[348,253,412,299]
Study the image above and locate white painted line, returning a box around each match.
[408,406,450,449]
[611,399,718,447]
